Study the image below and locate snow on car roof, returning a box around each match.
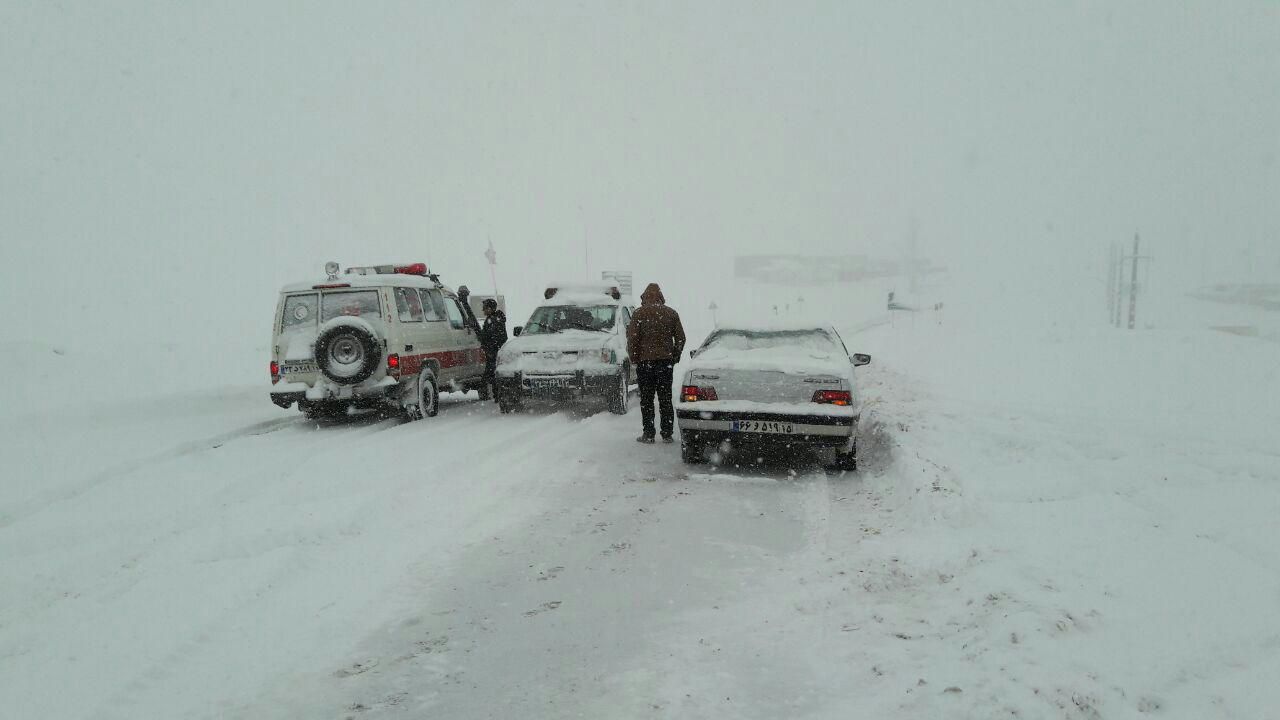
[707,321,838,335]
[279,273,453,294]
[691,322,850,377]
[542,282,624,306]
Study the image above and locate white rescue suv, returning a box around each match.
[269,262,487,419]
[494,283,636,415]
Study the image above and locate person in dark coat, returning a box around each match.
[478,298,507,401]
[626,283,686,443]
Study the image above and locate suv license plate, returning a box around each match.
[730,420,795,434]
[530,378,570,389]
[281,363,318,374]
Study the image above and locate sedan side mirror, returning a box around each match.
[851,353,871,367]
[513,326,523,337]
[688,348,699,359]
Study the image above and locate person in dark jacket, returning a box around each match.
[478,299,507,401]
[626,283,686,443]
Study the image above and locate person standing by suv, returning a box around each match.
[626,283,686,443]
[478,298,507,401]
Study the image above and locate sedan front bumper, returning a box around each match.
[496,371,620,400]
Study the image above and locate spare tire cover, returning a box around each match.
[314,321,381,385]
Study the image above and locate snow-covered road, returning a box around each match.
[4,280,1279,720]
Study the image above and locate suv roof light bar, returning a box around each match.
[345,263,431,277]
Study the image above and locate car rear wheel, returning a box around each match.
[681,432,704,464]
[830,439,857,472]
[607,369,629,415]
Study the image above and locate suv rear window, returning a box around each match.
[319,290,382,324]
[282,293,318,331]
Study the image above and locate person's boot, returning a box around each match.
[636,435,656,444]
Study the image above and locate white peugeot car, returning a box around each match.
[494,283,636,415]
[269,262,488,419]
[676,324,871,470]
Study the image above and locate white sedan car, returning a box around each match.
[676,324,870,470]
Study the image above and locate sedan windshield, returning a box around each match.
[523,305,616,334]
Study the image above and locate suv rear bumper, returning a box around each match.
[270,391,306,409]
[271,376,400,409]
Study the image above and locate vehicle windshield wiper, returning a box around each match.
[567,322,606,332]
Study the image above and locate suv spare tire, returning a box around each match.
[315,322,380,385]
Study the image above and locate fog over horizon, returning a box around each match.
[3,1,1277,349]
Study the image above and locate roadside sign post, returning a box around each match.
[484,241,499,297]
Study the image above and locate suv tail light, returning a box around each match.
[387,354,400,373]
[270,361,280,384]
[681,385,718,402]
[812,390,852,406]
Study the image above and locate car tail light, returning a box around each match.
[681,385,718,402]
[387,354,400,372]
[270,361,280,385]
[812,390,852,406]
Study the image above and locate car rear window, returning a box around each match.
[319,290,382,324]
[702,329,838,354]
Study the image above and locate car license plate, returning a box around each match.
[529,377,570,389]
[730,420,794,434]
[281,362,318,374]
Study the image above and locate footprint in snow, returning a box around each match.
[524,601,562,617]
[333,658,379,678]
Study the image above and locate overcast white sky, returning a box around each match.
[3,1,1277,348]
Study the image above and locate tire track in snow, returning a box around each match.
[86,403,625,720]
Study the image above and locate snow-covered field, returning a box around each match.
[3,274,1278,719]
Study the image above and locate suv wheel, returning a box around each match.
[498,392,521,414]
[315,324,380,385]
[607,367,630,415]
[405,369,439,420]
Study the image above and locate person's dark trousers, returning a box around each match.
[637,361,675,439]
[483,353,499,399]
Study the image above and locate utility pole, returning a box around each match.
[1106,242,1119,325]
[1120,233,1153,330]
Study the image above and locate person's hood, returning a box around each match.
[640,283,665,306]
